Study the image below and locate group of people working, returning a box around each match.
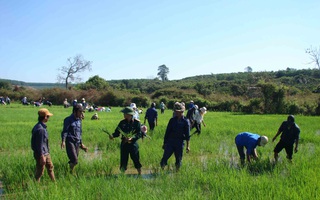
[31,102,300,182]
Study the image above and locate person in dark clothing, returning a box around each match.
[272,115,300,162]
[144,102,158,131]
[160,102,190,171]
[61,104,88,172]
[109,107,143,174]
[186,104,197,129]
[31,108,55,182]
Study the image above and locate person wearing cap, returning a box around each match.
[61,104,88,173]
[109,106,143,174]
[272,115,300,162]
[144,102,158,131]
[192,106,207,135]
[235,132,268,165]
[160,102,190,171]
[31,108,55,182]
[186,104,197,129]
[130,103,140,120]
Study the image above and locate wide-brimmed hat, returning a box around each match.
[173,102,185,112]
[38,108,53,117]
[259,136,268,146]
[121,107,135,115]
[130,103,137,109]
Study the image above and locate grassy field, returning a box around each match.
[0,104,320,200]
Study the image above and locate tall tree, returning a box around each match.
[306,46,320,70]
[57,54,92,89]
[244,66,253,72]
[157,64,169,81]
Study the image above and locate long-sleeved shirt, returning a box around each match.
[112,118,142,143]
[164,116,190,143]
[145,107,158,123]
[31,122,49,156]
[61,114,82,144]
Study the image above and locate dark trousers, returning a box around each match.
[148,120,156,130]
[120,142,142,171]
[66,140,80,165]
[274,140,294,159]
[160,139,184,168]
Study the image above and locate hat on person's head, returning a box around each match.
[82,98,85,101]
[173,102,185,112]
[73,104,84,113]
[151,102,156,107]
[194,105,199,110]
[190,100,194,103]
[200,107,207,114]
[130,103,137,109]
[38,108,53,117]
[121,107,135,115]
[259,136,268,146]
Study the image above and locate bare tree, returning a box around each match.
[305,46,320,70]
[57,54,92,89]
[157,64,169,81]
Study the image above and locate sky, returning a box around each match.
[1,0,319,83]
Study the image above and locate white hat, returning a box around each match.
[200,107,207,114]
[259,136,268,146]
[194,105,198,110]
[130,103,137,109]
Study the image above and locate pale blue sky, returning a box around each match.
[1,0,319,83]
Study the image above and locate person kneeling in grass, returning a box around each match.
[235,132,268,165]
[31,108,55,182]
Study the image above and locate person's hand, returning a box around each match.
[186,146,190,153]
[127,137,132,144]
[61,141,65,149]
[294,147,298,153]
[109,135,114,140]
[39,155,46,165]
[80,144,88,152]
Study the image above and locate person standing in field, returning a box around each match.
[144,102,158,131]
[109,107,143,175]
[61,104,88,173]
[31,108,55,182]
[235,132,268,165]
[192,107,207,135]
[160,102,190,171]
[272,115,300,162]
[160,102,166,114]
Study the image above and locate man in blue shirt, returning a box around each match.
[235,132,268,165]
[61,104,88,173]
[144,102,158,131]
[160,102,190,171]
[31,108,55,182]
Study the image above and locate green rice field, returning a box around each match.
[0,104,320,199]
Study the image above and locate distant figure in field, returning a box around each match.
[91,113,99,120]
[31,108,55,182]
[160,102,190,171]
[61,104,88,173]
[235,132,268,165]
[63,98,70,108]
[160,102,166,114]
[272,115,300,162]
[22,96,29,105]
[130,103,140,120]
[192,107,207,135]
[144,102,158,131]
[5,96,10,105]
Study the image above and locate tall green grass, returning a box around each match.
[0,104,319,199]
